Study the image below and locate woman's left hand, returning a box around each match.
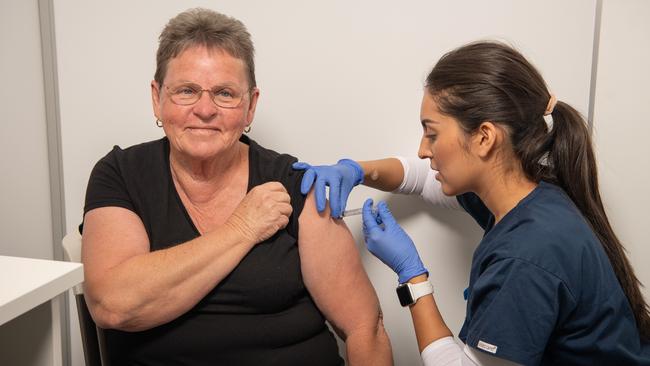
[362,199,428,283]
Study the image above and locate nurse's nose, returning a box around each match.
[418,135,432,159]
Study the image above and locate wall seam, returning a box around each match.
[37,0,70,365]
[588,0,604,132]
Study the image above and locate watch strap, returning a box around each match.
[409,280,434,302]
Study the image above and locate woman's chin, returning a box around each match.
[172,133,241,160]
[178,142,227,160]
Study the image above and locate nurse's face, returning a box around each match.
[151,46,259,161]
[417,91,480,196]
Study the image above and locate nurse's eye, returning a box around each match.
[425,134,437,141]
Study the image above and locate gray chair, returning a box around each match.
[62,231,107,366]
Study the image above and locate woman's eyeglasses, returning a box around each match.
[164,83,251,108]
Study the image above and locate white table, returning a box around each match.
[0,255,83,326]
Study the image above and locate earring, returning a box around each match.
[155,119,163,127]
[244,125,251,133]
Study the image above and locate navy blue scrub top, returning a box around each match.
[456,181,650,366]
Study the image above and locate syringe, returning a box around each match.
[342,208,363,217]
[342,206,378,217]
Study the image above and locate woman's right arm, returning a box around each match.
[82,182,291,332]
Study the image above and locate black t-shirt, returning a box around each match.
[82,135,343,366]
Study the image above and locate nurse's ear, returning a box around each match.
[472,121,504,160]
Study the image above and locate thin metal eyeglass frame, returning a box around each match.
[163,84,253,109]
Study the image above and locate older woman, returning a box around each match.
[81,8,392,365]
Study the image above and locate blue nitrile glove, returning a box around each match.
[362,199,428,283]
[292,159,364,218]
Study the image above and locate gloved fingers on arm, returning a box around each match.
[314,177,328,213]
[329,178,342,218]
[292,161,312,171]
[299,167,317,195]
[339,179,356,218]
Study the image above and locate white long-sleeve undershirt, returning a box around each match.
[421,337,523,366]
[392,157,522,366]
[392,157,461,210]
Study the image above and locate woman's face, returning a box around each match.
[151,46,258,161]
[417,92,480,196]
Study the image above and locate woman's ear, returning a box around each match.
[473,121,500,159]
[151,80,161,120]
[245,87,260,125]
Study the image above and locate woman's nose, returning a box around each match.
[192,92,218,120]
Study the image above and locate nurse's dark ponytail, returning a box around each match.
[426,41,650,340]
[550,102,650,339]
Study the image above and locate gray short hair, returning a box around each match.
[154,8,256,88]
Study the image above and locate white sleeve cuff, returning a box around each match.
[421,337,524,366]
[393,156,430,195]
[393,157,461,210]
[421,336,464,365]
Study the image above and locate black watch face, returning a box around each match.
[396,284,413,307]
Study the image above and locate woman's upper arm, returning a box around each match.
[82,206,149,296]
[298,191,380,338]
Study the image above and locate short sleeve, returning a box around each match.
[463,257,574,365]
[456,192,493,230]
[276,155,306,238]
[84,147,135,215]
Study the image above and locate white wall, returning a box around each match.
[1,0,53,260]
[0,0,57,365]
[52,1,598,365]
[593,0,650,299]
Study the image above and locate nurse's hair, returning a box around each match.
[154,8,256,88]
[426,41,650,340]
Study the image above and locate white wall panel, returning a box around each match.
[592,0,650,302]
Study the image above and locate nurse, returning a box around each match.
[294,41,650,365]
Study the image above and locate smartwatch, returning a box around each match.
[396,280,433,307]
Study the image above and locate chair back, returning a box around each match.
[62,231,83,294]
[62,231,106,366]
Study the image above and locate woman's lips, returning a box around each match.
[187,127,219,135]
